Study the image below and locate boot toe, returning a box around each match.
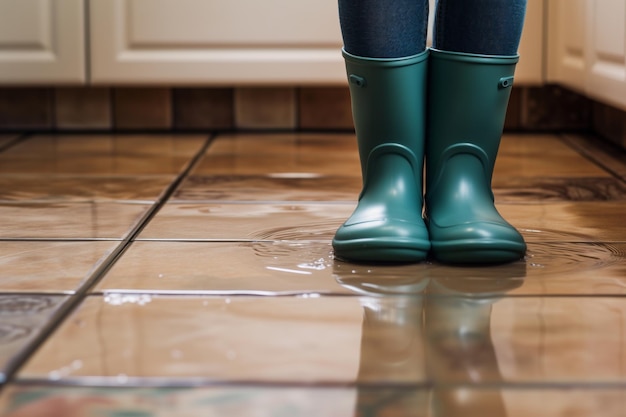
[333,219,430,263]
[429,220,526,264]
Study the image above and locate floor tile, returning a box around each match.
[0,295,67,383]
[0,241,119,293]
[94,241,626,296]
[17,295,626,386]
[0,202,150,239]
[0,134,205,175]
[138,203,352,241]
[192,133,361,177]
[95,241,348,295]
[172,175,361,202]
[1,385,625,417]
[493,176,626,202]
[19,295,371,384]
[138,201,626,242]
[509,201,626,242]
[2,134,205,157]
[0,175,174,203]
[0,134,18,149]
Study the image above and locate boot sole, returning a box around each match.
[431,239,526,265]
[333,238,430,263]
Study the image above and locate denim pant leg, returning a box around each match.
[433,0,527,56]
[338,0,429,58]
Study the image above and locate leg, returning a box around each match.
[333,0,431,262]
[425,0,528,264]
[339,0,429,58]
[434,0,527,55]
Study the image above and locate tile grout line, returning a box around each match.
[0,133,29,154]
[560,133,626,183]
[0,133,216,388]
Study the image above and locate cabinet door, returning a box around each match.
[587,0,626,109]
[547,0,588,92]
[516,0,544,85]
[90,0,344,84]
[0,0,85,84]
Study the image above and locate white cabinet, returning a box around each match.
[90,0,544,85]
[516,0,545,85]
[89,0,344,85]
[549,0,626,110]
[0,0,85,84]
[587,0,626,109]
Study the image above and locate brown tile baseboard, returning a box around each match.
[0,85,622,149]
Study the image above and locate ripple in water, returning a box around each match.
[249,225,624,279]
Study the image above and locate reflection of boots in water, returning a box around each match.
[333,261,430,416]
[425,274,525,417]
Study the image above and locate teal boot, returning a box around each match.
[332,49,430,263]
[425,49,526,264]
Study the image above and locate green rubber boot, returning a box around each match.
[332,49,430,263]
[425,49,527,264]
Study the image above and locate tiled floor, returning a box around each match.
[0,132,625,416]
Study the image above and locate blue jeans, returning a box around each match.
[338,0,527,58]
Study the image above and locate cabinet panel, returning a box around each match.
[587,0,626,108]
[547,0,588,92]
[90,0,344,85]
[91,0,544,85]
[0,0,85,84]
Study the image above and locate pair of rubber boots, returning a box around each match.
[332,48,527,264]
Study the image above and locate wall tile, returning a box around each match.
[592,101,626,149]
[299,87,354,130]
[235,87,296,129]
[55,88,112,130]
[0,88,53,130]
[114,88,172,129]
[173,88,234,130]
[504,87,522,130]
[520,85,592,131]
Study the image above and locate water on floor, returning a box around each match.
[0,132,625,416]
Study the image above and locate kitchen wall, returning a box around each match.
[0,0,624,148]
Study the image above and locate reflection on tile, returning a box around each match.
[20,296,369,384]
[18,294,626,386]
[0,386,361,417]
[2,385,626,417]
[0,176,173,203]
[0,295,67,383]
[0,241,118,292]
[173,175,360,202]
[0,203,150,239]
[95,241,349,294]
[95,241,626,296]
[138,203,351,241]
